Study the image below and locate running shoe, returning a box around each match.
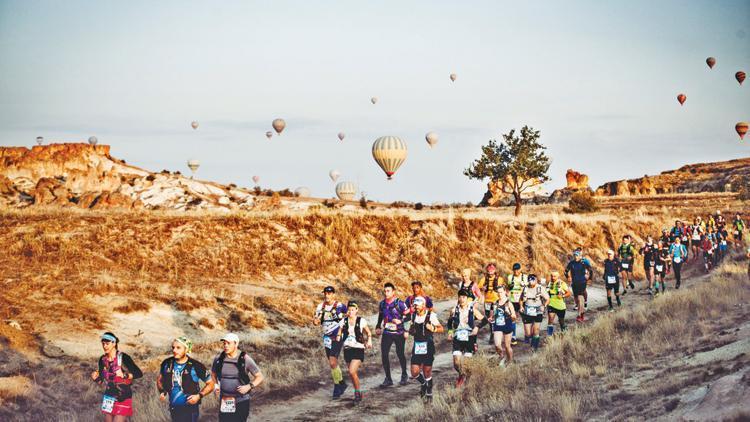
[585,301,588,309]
[380,378,393,388]
[419,382,427,398]
[354,391,362,402]
[499,358,506,368]
[576,315,583,322]
[333,383,342,399]
[511,338,518,346]
[399,374,409,386]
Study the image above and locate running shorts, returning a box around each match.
[343,347,365,363]
[572,281,587,297]
[324,337,343,358]
[452,336,476,357]
[410,340,435,366]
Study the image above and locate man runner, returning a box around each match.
[618,235,637,293]
[313,286,348,398]
[211,333,264,421]
[640,237,657,294]
[519,274,549,352]
[546,270,570,335]
[733,214,745,251]
[408,296,443,400]
[375,282,409,387]
[565,250,592,322]
[447,289,485,387]
[157,336,215,422]
[479,263,501,344]
[603,250,621,310]
[505,263,528,345]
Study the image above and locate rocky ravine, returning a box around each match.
[0,143,317,212]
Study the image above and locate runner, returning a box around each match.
[618,235,637,293]
[654,241,669,294]
[659,228,671,249]
[91,332,143,422]
[210,333,264,421]
[405,281,434,314]
[603,250,621,310]
[447,289,485,387]
[733,214,745,251]
[408,296,443,400]
[546,270,570,336]
[375,282,409,387]
[716,210,726,232]
[701,231,715,273]
[505,263,528,345]
[489,285,517,366]
[458,268,483,302]
[337,301,373,402]
[669,220,683,244]
[479,263,501,344]
[519,274,549,352]
[565,250,592,322]
[709,228,721,268]
[313,286,348,398]
[639,237,657,294]
[575,247,592,309]
[669,237,688,289]
[157,336,215,422]
[691,218,703,261]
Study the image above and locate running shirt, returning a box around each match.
[618,243,636,262]
[669,243,687,262]
[734,218,745,233]
[492,300,514,329]
[211,353,260,402]
[98,352,142,401]
[315,301,347,337]
[520,284,549,316]
[411,311,440,341]
[168,362,210,407]
[506,273,528,303]
[691,225,702,241]
[640,244,657,265]
[450,303,481,331]
[565,260,591,283]
[480,274,502,303]
[378,298,408,335]
[341,317,369,349]
[547,280,569,311]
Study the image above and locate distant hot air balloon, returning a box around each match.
[187,159,200,178]
[252,175,260,185]
[736,71,746,85]
[425,131,438,148]
[35,136,43,146]
[295,187,311,198]
[371,97,378,105]
[191,121,199,130]
[338,132,345,141]
[706,57,716,69]
[88,136,98,146]
[450,73,457,82]
[736,122,749,140]
[329,169,340,182]
[335,181,358,201]
[677,94,687,106]
[372,136,408,180]
[265,131,273,140]
[272,118,286,135]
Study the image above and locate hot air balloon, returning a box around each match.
[706,57,716,69]
[265,131,273,140]
[425,131,438,148]
[329,169,340,182]
[191,121,199,130]
[252,175,260,185]
[295,187,311,198]
[371,97,378,105]
[35,136,43,146]
[736,71,746,85]
[677,94,686,106]
[338,132,345,141]
[272,118,286,135]
[187,159,200,178]
[736,122,749,140]
[372,136,408,180]
[450,73,457,82]
[335,181,358,201]
[88,136,98,146]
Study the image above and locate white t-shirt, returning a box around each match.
[343,317,369,349]
[412,311,441,327]
[314,302,346,336]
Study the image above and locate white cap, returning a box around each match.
[413,296,426,305]
[221,333,240,344]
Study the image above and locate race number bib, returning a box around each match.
[621,263,629,269]
[414,341,428,355]
[735,231,740,236]
[649,261,655,267]
[674,257,682,264]
[656,265,664,272]
[693,233,701,240]
[323,335,333,349]
[344,335,358,348]
[384,322,398,332]
[606,276,617,285]
[494,311,506,326]
[525,306,539,316]
[101,395,115,414]
[721,240,727,246]
[456,329,470,342]
[220,397,236,413]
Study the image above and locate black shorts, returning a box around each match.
[343,347,365,363]
[410,339,435,366]
[522,313,544,324]
[451,335,476,356]
[548,307,566,319]
[644,261,655,272]
[512,302,521,313]
[620,261,634,273]
[324,337,343,358]
[572,282,587,297]
[605,281,620,293]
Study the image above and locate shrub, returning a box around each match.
[414,202,424,210]
[564,191,599,213]
[359,195,368,209]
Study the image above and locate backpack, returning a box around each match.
[409,311,435,337]
[215,351,251,385]
[341,317,364,344]
[484,274,500,294]
[449,304,475,330]
[159,357,203,396]
[319,301,341,325]
[379,298,403,321]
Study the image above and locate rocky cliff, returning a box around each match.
[595,157,750,196]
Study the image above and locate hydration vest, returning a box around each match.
[409,311,435,341]
[341,316,365,344]
[484,274,500,294]
[448,304,475,330]
[159,357,204,396]
[215,351,251,385]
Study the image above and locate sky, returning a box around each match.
[0,0,748,203]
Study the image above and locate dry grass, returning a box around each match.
[394,260,750,421]
[0,376,32,402]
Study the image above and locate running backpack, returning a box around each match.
[448,304,475,330]
[319,301,341,325]
[484,274,500,294]
[379,298,403,322]
[341,317,364,344]
[215,351,251,385]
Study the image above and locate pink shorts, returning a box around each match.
[102,398,133,417]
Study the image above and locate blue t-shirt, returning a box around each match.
[169,362,210,407]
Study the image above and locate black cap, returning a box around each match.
[458,289,470,297]
[512,263,521,270]
[347,300,358,308]
[528,274,538,283]
[323,286,335,293]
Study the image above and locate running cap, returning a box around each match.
[486,263,497,271]
[175,336,193,353]
[528,274,538,283]
[221,333,240,344]
[512,263,521,270]
[323,286,335,293]
[413,296,426,306]
[101,333,117,343]
[607,249,614,255]
[573,250,582,257]
[458,289,471,297]
[347,300,359,308]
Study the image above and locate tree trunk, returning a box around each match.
[513,191,522,216]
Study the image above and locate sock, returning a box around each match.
[547,326,554,336]
[607,297,613,307]
[524,337,530,344]
[416,373,426,384]
[532,335,540,350]
[331,367,343,384]
[616,295,621,306]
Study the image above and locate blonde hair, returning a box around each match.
[462,268,472,277]
[550,270,560,278]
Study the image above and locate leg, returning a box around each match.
[452,355,461,374]
[380,335,393,382]
[558,308,567,330]
[348,359,362,391]
[547,311,556,336]
[394,336,408,384]
[531,323,541,351]
[606,287,613,308]
[493,329,504,356]
[503,333,513,363]
[523,323,531,343]
[105,415,114,422]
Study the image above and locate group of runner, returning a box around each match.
[312,210,746,403]
[91,332,264,422]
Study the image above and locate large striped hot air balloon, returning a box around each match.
[706,57,716,69]
[677,94,686,106]
[736,122,749,140]
[372,136,408,180]
[736,71,746,85]
[335,181,358,201]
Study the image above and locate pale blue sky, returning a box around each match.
[1,1,748,202]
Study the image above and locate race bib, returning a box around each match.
[621,263,629,269]
[344,335,358,347]
[384,322,398,331]
[656,265,663,272]
[721,240,727,246]
[220,397,236,413]
[323,335,333,349]
[456,329,470,342]
[674,257,682,263]
[606,276,616,285]
[512,292,521,302]
[525,306,539,316]
[649,261,655,267]
[494,312,506,326]
[735,231,740,236]
[693,234,701,240]
[414,341,428,355]
[101,395,115,414]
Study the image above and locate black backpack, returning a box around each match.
[341,317,364,344]
[216,351,251,385]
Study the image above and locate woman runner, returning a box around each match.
[91,332,143,422]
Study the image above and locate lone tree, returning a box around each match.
[464,125,551,216]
